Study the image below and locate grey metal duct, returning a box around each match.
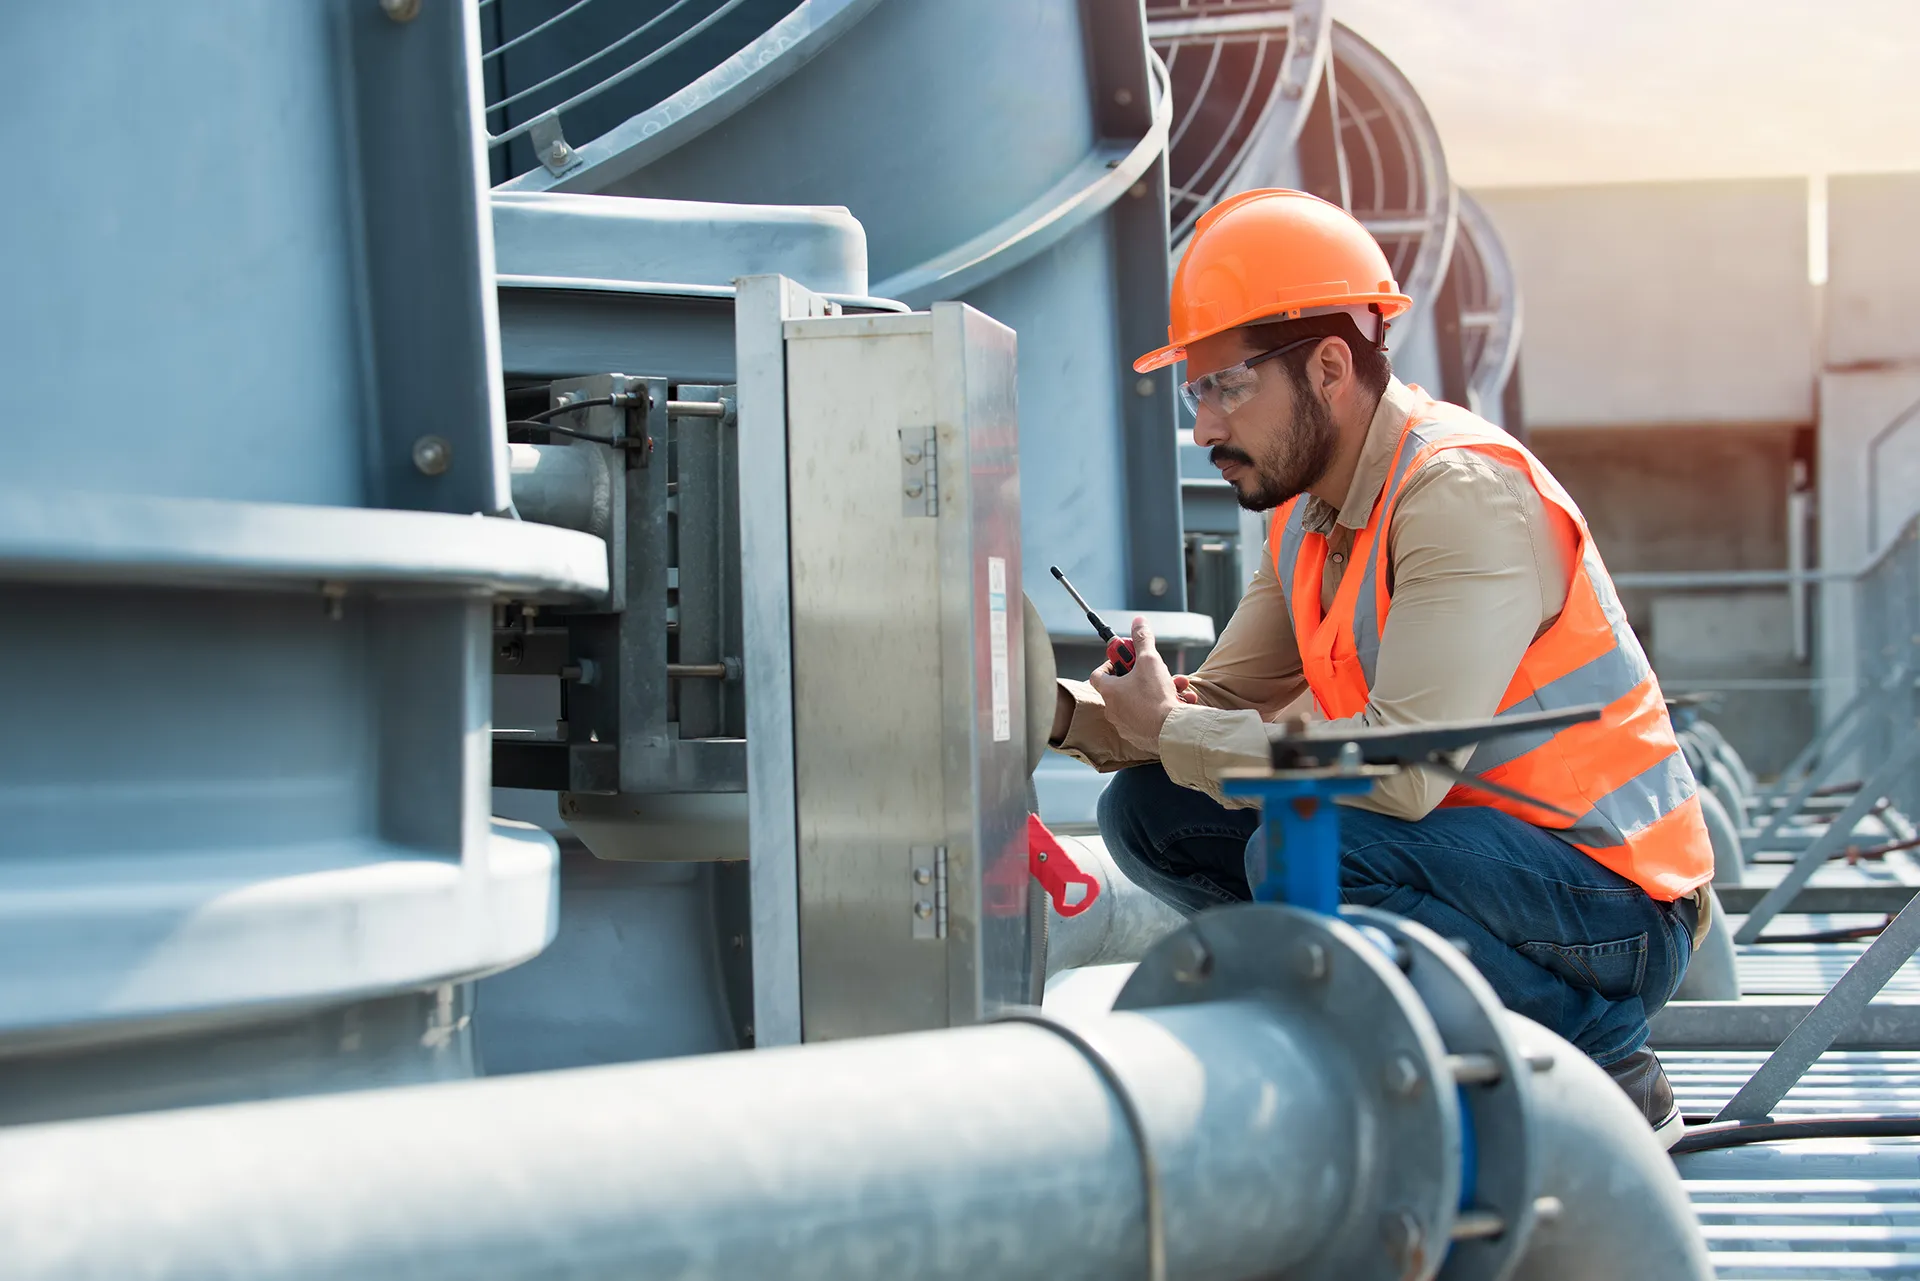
[0,0,605,1122]
[1450,189,1526,430]
[492,0,1204,649]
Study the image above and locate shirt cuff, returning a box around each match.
[1158,704,1269,807]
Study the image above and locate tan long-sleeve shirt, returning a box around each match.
[1053,377,1578,820]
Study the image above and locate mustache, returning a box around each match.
[1210,445,1255,469]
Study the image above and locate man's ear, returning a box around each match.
[1313,335,1354,398]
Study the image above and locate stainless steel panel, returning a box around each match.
[783,303,1029,1039]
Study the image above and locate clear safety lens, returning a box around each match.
[1179,362,1263,417]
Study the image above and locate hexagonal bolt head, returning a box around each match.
[546,140,573,168]
[1380,1209,1425,1270]
[411,435,451,476]
[1294,939,1329,982]
[1385,1053,1424,1098]
[1168,932,1214,984]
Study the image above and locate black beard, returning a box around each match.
[1211,391,1339,512]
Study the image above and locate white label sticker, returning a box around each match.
[988,556,1011,743]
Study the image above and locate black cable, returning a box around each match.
[506,419,622,445]
[1753,917,1892,945]
[518,395,626,424]
[1672,1114,1920,1155]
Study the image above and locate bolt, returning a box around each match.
[1446,936,1472,958]
[1147,575,1169,597]
[1451,1211,1506,1241]
[1532,1195,1564,1223]
[915,900,934,919]
[1114,88,1134,106]
[1385,1053,1423,1098]
[498,640,524,666]
[1169,932,1213,984]
[321,581,347,621]
[1336,740,1363,771]
[1381,1210,1425,1271]
[903,444,923,465]
[1525,1050,1556,1073]
[411,435,451,476]
[379,0,421,21]
[904,479,925,499]
[914,867,932,885]
[1446,1053,1503,1086]
[731,934,745,952]
[1134,376,1155,397]
[546,140,573,168]
[561,796,578,817]
[1128,181,1149,199]
[1295,939,1329,982]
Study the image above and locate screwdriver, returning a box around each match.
[1049,566,1136,676]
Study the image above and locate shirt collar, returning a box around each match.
[1297,377,1422,534]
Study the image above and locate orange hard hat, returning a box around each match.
[1134,189,1414,373]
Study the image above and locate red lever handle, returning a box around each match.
[1028,814,1100,917]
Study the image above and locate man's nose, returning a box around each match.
[1191,406,1229,448]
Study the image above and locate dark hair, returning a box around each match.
[1239,311,1392,399]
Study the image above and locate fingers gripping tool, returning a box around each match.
[1049,566,1135,675]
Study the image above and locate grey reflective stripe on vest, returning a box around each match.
[1274,500,1312,628]
[1462,545,1654,774]
[1560,750,1698,850]
[1350,421,1454,685]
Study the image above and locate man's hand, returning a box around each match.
[1089,617,1184,756]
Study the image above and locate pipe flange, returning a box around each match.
[1343,908,1541,1281]
[1117,904,1462,1281]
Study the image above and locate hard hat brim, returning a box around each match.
[1133,290,1415,373]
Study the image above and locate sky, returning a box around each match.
[1329,0,1920,189]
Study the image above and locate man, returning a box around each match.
[1050,189,1712,1145]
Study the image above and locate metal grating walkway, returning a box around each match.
[1670,1052,1920,1119]
[1681,1142,1920,1279]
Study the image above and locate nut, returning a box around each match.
[1381,1209,1425,1271]
[1294,939,1329,982]
[411,435,451,476]
[1385,1053,1423,1098]
[1169,932,1213,984]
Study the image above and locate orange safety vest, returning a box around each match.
[1268,396,1713,901]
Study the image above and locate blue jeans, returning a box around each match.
[1096,763,1693,1067]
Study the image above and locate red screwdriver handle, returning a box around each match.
[1106,636,1136,676]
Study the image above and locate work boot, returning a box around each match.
[1605,1047,1683,1148]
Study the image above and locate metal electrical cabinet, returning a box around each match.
[778,303,1031,1041]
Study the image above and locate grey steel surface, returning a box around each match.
[781,304,1031,1037]
[4,0,508,517]
[1651,999,1920,1052]
[1737,740,1920,942]
[736,275,831,1048]
[1150,0,1334,250]
[1044,835,1188,975]
[1718,893,1920,1119]
[0,989,1412,1281]
[1669,1051,1920,1118]
[557,0,1193,640]
[0,986,475,1129]
[0,487,608,601]
[492,192,870,296]
[1680,1140,1920,1279]
[492,0,886,192]
[1503,1009,1714,1281]
[507,442,615,536]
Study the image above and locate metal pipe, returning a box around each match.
[666,399,729,419]
[1045,833,1187,975]
[1504,1013,1714,1281]
[0,1001,1357,1281]
[507,441,614,537]
[666,662,730,679]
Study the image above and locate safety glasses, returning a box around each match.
[1178,336,1324,418]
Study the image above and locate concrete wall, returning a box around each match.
[1827,172,1920,367]
[1529,425,1811,774]
[1474,179,1815,429]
